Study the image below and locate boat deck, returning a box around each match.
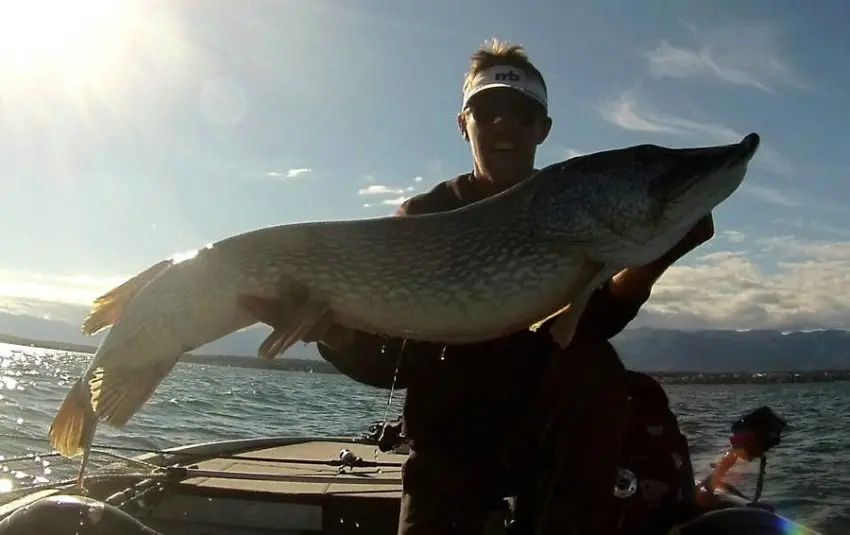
[144,439,489,535]
[182,439,405,499]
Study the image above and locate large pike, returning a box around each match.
[49,133,761,487]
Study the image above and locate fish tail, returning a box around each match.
[48,378,98,459]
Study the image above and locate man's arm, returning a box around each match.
[610,214,714,303]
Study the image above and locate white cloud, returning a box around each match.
[598,91,794,177]
[285,168,312,178]
[358,179,420,210]
[358,184,413,196]
[0,270,130,325]
[645,23,806,92]
[361,196,412,209]
[723,230,746,243]
[0,270,127,307]
[0,296,87,325]
[647,41,771,92]
[632,237,850,331]
[566,148,585,159]
[264,168,312,179]
[381,196,408,206]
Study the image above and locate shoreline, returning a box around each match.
[0,334,339,374]
[2,334,849,385]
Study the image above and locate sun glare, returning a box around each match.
[0,0,136,72]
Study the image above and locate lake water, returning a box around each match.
[0,342,847,533]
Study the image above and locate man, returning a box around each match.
[256,39,714,534]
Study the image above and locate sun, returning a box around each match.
[0,0,137,72]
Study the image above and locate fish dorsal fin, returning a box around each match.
[81,259,173,335]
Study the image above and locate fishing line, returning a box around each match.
[0,432,180,457]
[382,339,406,424]
[372,338,407,461]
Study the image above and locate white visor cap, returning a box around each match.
[462,65,548,111]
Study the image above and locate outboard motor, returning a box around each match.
[0,494,162,535]
[681,407,818,535]
[729,406,787,461]
[697,406,787,503]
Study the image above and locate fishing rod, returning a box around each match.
[0,432,403,468]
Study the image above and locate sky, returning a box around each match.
[0,0,848,332]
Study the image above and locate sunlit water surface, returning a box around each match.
[0,343,847,533]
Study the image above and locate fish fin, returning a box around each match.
[529,260,607,333]
[237,294,330,360]
[548,263,615,348]
[257,299,329,359]
[89,360,177,428]
[48,378,98,458]
[81,259,173,335]
[548,286,595,348]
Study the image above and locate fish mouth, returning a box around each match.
[728,132,761,166]
[651,132,761,203]
[734,132,760,156]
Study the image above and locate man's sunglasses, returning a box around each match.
[464,96,546,127]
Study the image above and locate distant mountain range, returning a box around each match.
[1,309,848,373]
[611,327,850,372]
[0,307,318,361]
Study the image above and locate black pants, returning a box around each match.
[396,340,629,535]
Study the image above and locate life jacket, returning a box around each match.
[612,371,697,535]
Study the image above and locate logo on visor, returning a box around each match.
[493,70,522,82]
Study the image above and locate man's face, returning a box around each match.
[458,86,552,185]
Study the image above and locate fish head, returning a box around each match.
[530,132,760,265]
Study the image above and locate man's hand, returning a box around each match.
[609,213,715,304]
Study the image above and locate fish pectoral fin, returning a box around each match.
[528,259,607,333]
[48,378,98,458]
[257,299,329,360]
[81,259,173,335]
[548,286,595,349]
[88,360,178,428]
[237,293,330,360]
[548,264,617,348]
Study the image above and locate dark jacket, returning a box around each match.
[317,172,644,456]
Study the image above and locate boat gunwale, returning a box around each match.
[0,435,826,535]
[134,434,363,467]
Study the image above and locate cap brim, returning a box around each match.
[463,84,548,112]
